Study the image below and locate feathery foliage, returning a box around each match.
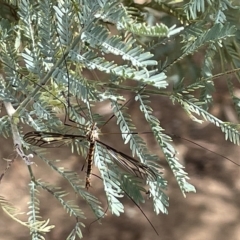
[0,0,240,238]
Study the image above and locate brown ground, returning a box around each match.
[0,79,240,240]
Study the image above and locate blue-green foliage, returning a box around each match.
[0,0,240,238]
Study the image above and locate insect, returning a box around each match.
[23,120,158,189]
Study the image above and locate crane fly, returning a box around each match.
[23,122,157,189]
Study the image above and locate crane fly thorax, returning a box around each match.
[86,122,99,143]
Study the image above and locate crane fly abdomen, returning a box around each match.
[85,141,95,189]
[85,122,99,189]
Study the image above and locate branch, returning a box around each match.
[3,101,33,165]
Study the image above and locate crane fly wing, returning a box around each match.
[96,140,157,181]
[23,132,157,181]
[23,131,85,148]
